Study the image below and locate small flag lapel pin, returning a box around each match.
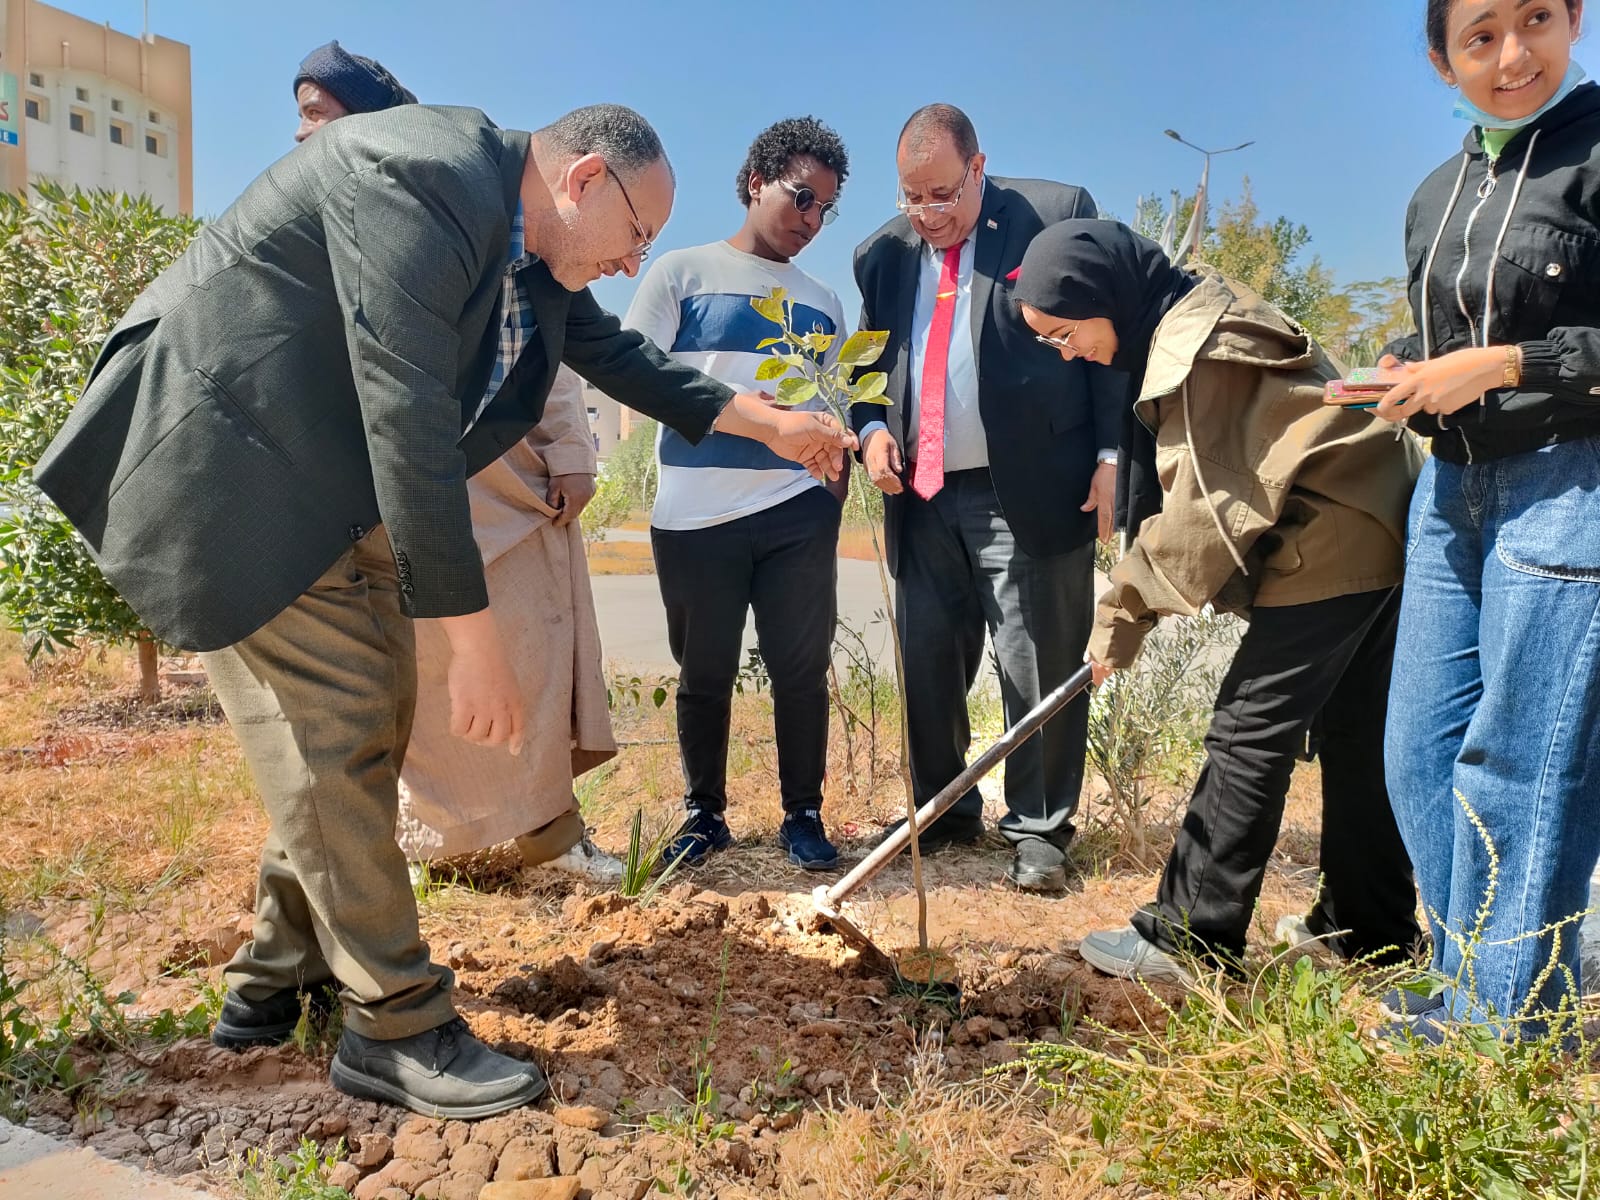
[986,218,999,229]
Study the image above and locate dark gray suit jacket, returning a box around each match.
[36,105,731,652]
[852,176,1126,574]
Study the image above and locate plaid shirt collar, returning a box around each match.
[471,203,537,426]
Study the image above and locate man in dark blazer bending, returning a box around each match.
[854,104,1121,892]
[35,102,851,1119]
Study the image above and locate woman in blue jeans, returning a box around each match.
[1374,0,1600,1036]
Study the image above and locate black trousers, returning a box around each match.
[1133,588,1420,965]
[651,487,841,816]
[896,468,1094,848]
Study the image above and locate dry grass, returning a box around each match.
[0,638,261,912]
[586,538,658,576]
[835,526,881,562]
[773,1043,1112,1199]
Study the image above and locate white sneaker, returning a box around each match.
[529,836,624,885]
[1078,925,1194,985]
[1274,913,1346,955]
[1275,913,1317,952]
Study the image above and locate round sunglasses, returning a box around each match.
[778,179,839,226]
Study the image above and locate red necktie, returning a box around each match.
[911,242,964,501]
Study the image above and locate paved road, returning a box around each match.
[591,550,898,675]
[589,531,1109,685]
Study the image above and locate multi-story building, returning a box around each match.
[0,0,192,214]
[583,382,627,460]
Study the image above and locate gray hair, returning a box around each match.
[898,103,979,160]
[535,103,672,181]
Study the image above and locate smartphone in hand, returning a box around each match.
[1324,367,1400,410]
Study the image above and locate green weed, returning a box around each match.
[620,808,691,903]
[230,1137,349,1200]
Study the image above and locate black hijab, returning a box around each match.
[1014,220,1195,533]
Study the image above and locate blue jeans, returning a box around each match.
[1387,440,1600,1030]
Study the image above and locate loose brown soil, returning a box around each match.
[1,645,1333,1198]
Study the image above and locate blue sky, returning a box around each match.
[56,1,1597,314]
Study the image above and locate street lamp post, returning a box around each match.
[1163,129,1255,166]
[1162,129,1253,263]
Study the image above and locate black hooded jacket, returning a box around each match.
[1385,82,1600,462]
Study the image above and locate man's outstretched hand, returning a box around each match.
[438,608,525,756]
[713,392,859,482]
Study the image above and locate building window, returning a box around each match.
[145,131,167,157]
[147,109,161,125]
[25,98,42,121]
[109,120,131,147]
[111,99,123,113]
[69,107,94,136]
[29,73,44,87]
[75,87,90,102]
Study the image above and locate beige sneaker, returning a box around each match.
[529,835,624,885]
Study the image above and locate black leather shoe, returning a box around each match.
[1005,837,1068,891]
[879,812,986,852]
[212,985,331,1051]
[330,1017,547,1119]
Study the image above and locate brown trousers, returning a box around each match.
[201,528,455,1039]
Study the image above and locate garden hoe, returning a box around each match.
[809,663,1096,987]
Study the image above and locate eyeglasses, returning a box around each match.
[605,164,652,261]
[778,180,839,225]
[1035,327,1078,353]
[896,160,974,218]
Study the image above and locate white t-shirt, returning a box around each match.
[622,240,846,531]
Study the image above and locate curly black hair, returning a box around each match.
[735,116,849,208]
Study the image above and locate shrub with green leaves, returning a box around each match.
[1086,609,1240,866]
[0,183,200,695]
[585,416,658,545]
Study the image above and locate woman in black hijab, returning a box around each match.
[1014,221,1423,987]
[1014,221,1194,535]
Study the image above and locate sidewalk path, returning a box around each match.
[0,1118,213,1199]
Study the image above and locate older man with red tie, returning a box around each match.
[853,103,1123,891]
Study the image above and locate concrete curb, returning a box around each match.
[0,1118,214,1199]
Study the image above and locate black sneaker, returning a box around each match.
[211,985,333,1051]
[1005,837,1068,891]
[778,810,839,871]
[330,1017,547,1120]
[665,809,734,868]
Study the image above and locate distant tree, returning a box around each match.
[0,183,200,702]
[1129,180,1413,363]
[1315,276,1415,367]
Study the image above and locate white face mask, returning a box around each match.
[1454,62,1589,130]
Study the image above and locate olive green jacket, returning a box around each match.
[1089,270,1422,668]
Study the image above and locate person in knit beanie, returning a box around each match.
[293,39,417,143]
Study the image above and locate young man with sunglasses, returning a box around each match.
[853,104,1124,892]
[624,116,851,871]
